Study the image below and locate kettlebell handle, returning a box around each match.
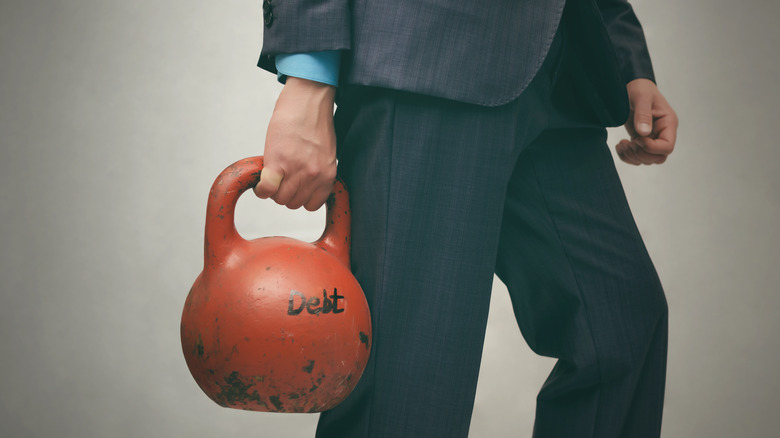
[203,156,351,268]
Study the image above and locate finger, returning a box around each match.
[303,182,335,212]
[649,112,678,152]
[620,139,667,165]
[635,134,674,157]
[616,140,641,165]
[632,148,668,165]
[270,175,300,207]
[284,189,310,210]
[625,138,668,165]
[632,95,654,137]
[254,167,284,199]
[624,110,639,139]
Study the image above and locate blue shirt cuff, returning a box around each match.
[276,51,341,87]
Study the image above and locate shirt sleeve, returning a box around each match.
[275,51,341,87]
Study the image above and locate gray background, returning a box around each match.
[1,0,777,436]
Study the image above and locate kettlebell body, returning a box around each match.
[181,156,371,413]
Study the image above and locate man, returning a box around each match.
[255,0,678,436]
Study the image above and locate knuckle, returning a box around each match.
[323,166,337,181]
[302,163,319,177]
[299,163,325,181]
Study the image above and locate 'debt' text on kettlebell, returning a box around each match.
[288,288,345,316]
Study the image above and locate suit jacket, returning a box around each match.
[258,0,655,126]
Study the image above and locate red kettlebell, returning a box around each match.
[181,156,371,413]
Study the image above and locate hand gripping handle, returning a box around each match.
[203,156,351,268]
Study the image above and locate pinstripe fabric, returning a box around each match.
[259,0,352,55]
[499,55,667,436]
[260,0,564,106]
[259,0,654,117]
[341,0,564,106]
[314,25,667,438]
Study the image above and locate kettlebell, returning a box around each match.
[181,156,372,413]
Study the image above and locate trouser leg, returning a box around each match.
[316,88,534,438]
[495,106,668,437]
[315,38,565,434]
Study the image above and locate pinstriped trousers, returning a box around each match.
[317,27,668,438]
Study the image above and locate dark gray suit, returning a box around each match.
[260,0,654,118]
[259,1,668,437]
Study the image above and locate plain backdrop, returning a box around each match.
[1,0,778,437]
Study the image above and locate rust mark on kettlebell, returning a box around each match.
[359,332,369,349]
[214,371,266,408]
[195,334,205,359]
[269,395,284,411]
[302,360,315,374]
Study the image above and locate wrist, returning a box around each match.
[281,77,336,111]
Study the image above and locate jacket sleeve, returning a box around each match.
[595,0,656,83]
[257,0,351,75]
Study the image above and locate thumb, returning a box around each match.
[254,167,283,199]
[633,95,654,137]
